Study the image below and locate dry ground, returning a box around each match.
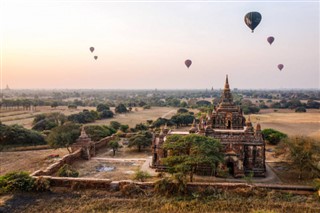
[0,106,179,129]
[90,107,179,127]
[249,109,320,138]
[0,106,96,129]
[0,149,69,176]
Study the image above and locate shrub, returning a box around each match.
[33,177,50,192]
[57,164,79,177]
[134,170,151,182]
[295,107,306,113]
[261,128,287,145]
[0,171,35,193]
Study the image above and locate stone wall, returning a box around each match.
[32,149,82,176]
[94,135,117,150]
[31,175,316,193]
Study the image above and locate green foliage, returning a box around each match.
[68,110,98,123]
[33,177,51,192]
[177,108,189,114]
[57,164,79,177]
[262,128,287,145]
[108,139,120,156]
[99,110,114,119]
[295,107,307,112]
[196,100,211,107]
[115,103,128,113]
[96,103,110,112]
[32,112,66,131]
[128,131,152,152]
[135,123,148,131]
[0,171,35,193]
[242,105,260,115]
[280,136,320,179]
[143,105,151,109]
[120,124,129,132]
[51,101,59,108]
[110,121,121,130]
[47,123,81,152]
[163,134,223,182]
[0,123,46,147]
[243,171,254,184]
[134,170,151,182]
[84,125,115,141]
[170,113,195,127]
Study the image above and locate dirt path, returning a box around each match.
[161,109,177,119]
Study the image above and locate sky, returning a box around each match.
[0,0,319,89]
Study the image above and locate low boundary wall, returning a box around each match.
[32,175,316,193]
[32,149,82,176]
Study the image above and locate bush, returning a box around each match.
[57,164,79,177]
[295,107,307,113]
[33,177,51,192]
[0,171,35,193]
[134,170,151,182]
[261,128,287,145]
[0,123,46,147]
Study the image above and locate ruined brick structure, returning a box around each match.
[152,76,266,177]
[71,126,95,160]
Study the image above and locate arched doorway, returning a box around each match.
[227,120,231,129]
[227,161,234,176]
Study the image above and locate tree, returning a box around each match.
[51,101,59,109]
[120,124,129,132]
[163,134,223,182]
[47,123,81,153]
[279,136,320,179]
[128,131,152,152]
[96,103,110,112]
[32,112,66,131]
[196,100,211,107]
[108,140,120,156]
[0,123,46,147]
[262,128,287,145]
[295,107,306,113]
[110,121,121,130]
[177,108,189,114]
[84,125,115,141]
[99,110,114,119]
[115,103,128,113]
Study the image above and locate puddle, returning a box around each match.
[96,164,116,172]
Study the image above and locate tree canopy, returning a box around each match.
[261,128,287,145]
[0,123,46,147]
[128,131,153,152]
[47,123,81,153]
[163,134,223,182]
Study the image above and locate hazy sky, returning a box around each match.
[1,0,319,89]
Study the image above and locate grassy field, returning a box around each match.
[91,107,179,127]
[0,106,96,129]
[249,109,320,138]
[0,106,179,129]
[0,187,319,213]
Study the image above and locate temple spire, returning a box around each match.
[224,75,230,90]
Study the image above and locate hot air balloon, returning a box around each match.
[90,47,94,53]
[267,36,275,45]
[244,12,262,33]
[278,64,284,71]
[94,56,98,60]
[185,59,192,68]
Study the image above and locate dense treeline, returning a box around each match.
[2,89,319,111]
[0,123,46,148]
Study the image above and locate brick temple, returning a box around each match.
[152,75,266,177]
